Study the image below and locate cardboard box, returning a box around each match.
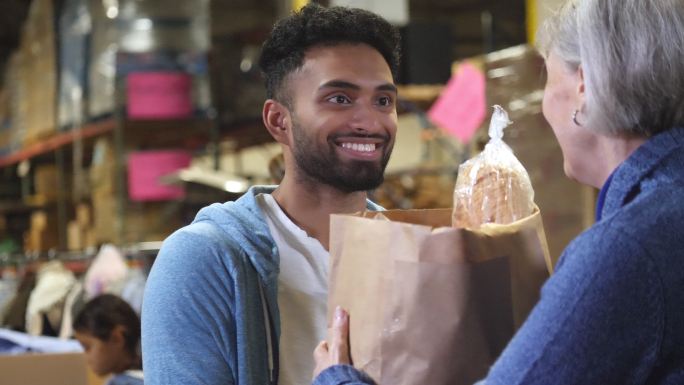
[127,150,191,201]
[84,228,98,249]
[76,203,91,227]
[0,89,11,153]
[34,164,60,202]
[91,188,116,243]
[0,352,88,385]
[89,138,116,195]
[57,0,90,129]
[19,0,58,146]
[89,138,182,244]
[68,204,96,251]
[92,189,181,244]
[67,220,83,251]
[4,52,26,153]
[24,210,60,252]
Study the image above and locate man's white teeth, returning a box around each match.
[341,143,376,152]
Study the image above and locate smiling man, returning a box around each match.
[141,4,401,385]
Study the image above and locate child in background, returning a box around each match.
[73,294,144,385]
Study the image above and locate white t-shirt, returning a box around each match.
[256,193,329,385]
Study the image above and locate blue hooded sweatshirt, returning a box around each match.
[142,186,382,385]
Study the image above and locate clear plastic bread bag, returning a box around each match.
[452,105,535,228]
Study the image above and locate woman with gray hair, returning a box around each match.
[311,0,684,384]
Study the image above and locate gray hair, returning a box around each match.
[537,0,684,137]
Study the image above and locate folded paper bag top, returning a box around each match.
[341,206,552,270]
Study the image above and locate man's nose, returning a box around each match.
[349,102,382,133]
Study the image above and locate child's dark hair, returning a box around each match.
[73,294,141,360]
[258,3,401,102]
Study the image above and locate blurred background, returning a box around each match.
[0,1,587,381]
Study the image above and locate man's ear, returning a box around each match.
[263,99,292,145]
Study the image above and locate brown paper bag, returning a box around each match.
[328,207,552,385]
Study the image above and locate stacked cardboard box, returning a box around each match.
[92,187,184,245]
[89,138,117,243]
[88,0,210,119]
[89,138,182,245]
[0,89,11,155]
[4,52,26,152]
[24,210,60,252]
[58,0,90,129]
[67,203,97,251]
[32,164,60,203]
[18,0,58,146]
[87,0,116,119]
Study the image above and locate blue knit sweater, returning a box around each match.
[314,127,684,385]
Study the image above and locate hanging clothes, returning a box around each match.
[58,281,85,339]
[25,261,77,336]
[119,268,146,316]
[84,244,128,299]
[0,269,20,321]
[2,271,36,332]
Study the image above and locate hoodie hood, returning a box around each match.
[192,186,280,283]
[190,185,385,283]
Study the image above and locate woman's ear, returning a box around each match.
[576,65,586,109]
[263,99,292,145]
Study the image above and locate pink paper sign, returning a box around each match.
[127,72,192,119]
[127,150,192,202]
[427,62,486,143]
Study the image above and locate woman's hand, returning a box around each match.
[312,306,351,379]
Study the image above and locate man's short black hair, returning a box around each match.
[258,3,401,101]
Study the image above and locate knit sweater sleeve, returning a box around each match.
[142,227,238,385]
[313,365,377,385]
[482,225,664,384]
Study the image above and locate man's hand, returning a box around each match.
[313,306,351,379]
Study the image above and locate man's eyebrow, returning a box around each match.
[377,84,398,94]
[318,80,361,91]
[318,80,398,94]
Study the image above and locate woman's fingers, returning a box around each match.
[331,306,350,365]
[314,340,329,361]
[313,340,330,379]
[312,306,353,380]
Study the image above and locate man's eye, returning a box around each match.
[377,96,394,107]
[328,95,351,104]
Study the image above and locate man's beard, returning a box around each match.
[290,120,393,193]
